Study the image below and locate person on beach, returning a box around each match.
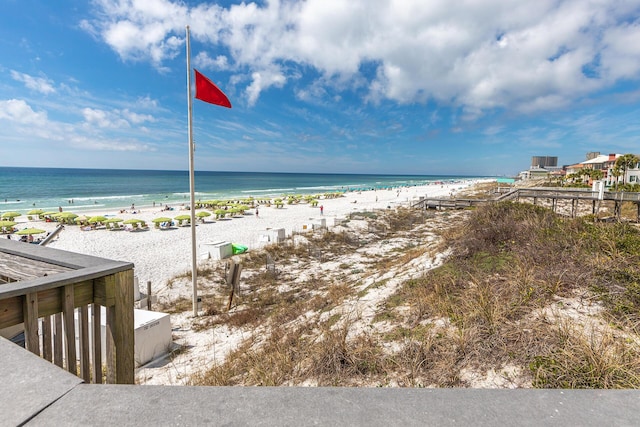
[255,208,259,218]
[320,205,324,215]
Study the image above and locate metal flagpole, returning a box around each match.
[186,25,198,316]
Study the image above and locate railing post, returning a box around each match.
[43,315,53,361]
[53,313,63,368]
[63,285,76,375]
[23,292,39,355]
[105,270,135,384]
[79,305,90,382]
[92,303,102,384]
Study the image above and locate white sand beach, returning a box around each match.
[9,179,486,301]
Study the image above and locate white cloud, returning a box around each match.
[82,107,129,128]
[121,108,155,124]
[10,71,56,94]
[85,0,640,114]
[0,99,48,124]
[194,52,229,70]
[89,0,187,65]
[601,22,640,80]
[81,107,154,128]
[246,69,286,106]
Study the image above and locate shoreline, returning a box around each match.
[7,179,491,299]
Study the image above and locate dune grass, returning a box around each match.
[186,202,640,388]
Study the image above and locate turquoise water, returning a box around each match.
[0,167,484,214]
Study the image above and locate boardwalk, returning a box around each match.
[412,187,640,221]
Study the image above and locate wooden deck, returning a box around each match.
[0,251,72,283]
[0,239,135,384]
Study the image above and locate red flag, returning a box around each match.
[194,69,232,108]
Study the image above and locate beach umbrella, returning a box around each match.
[102,218,123,230]
[1,212,21,220]
[122,218,147,230]
[43,211,59,216]
[15,228,46,235]
[123,219,143,225]
[88,215,107,224]
[104,218,123,223]
[151,217,173,223]
[196,211,211,223]
[27,209,44,216]
[173,214,191,226]
[151,217,173,229]
[0,220,17,233]
[75,215,88,222]
[57,212,78,221]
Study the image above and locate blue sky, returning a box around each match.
[1,0,640,176]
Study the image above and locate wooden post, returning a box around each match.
[93,304,102,384]
[147,281,152,311]
[23,292,39,356]
[227,261,242,311]
[111,270,134,384]
[105,304,116,384]
[53,313,63,368]
[79,305,90,382]
[63,285,76,375]
[43,315,53,362]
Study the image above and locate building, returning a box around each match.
[531,156,558,168]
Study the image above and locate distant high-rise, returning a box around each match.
[531,156,558,168]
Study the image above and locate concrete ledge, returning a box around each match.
[28,385,640,426]
[0,337,83,426]
[3,336,640,426]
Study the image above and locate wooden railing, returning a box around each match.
[0,240,135,384]
[413,187,640,221]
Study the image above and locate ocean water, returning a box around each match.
[0,167,483,214]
